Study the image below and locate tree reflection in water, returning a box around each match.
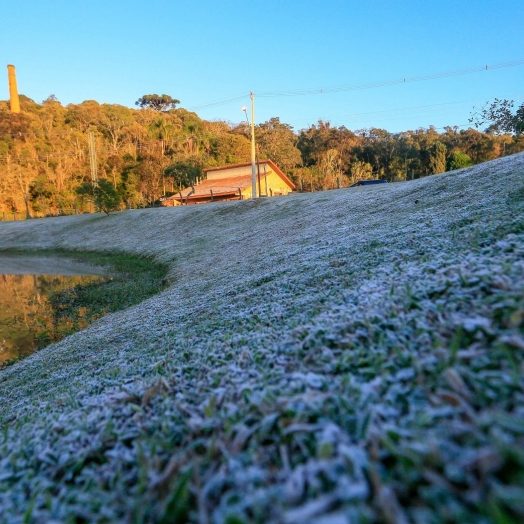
[0,274,105,365]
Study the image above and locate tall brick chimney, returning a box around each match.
[7,64,20,113]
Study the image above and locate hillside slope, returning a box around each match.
[1,154,523,523]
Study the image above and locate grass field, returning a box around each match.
[0,153,523,523]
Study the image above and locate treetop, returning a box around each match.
[135,94,180,112]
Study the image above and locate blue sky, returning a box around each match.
[2,0,523,132]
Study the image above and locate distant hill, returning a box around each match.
[1,95,523,219]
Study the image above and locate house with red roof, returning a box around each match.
[160,159,295,205]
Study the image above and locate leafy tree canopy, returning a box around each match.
[76,179,122,215]
[164,158,203,189]
[428,141,447,174]
[208,134,251,166]
[256,117,302,172]
[29,175,55,200]
[447,151,473,171]
[135,94,180,112]
[470,98,524,136]
[42,94,60,105]
[1,94,524,215]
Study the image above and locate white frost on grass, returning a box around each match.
[0,153,524,523]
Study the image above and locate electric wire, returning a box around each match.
[2,54,523,162]
[188,94,249,111]
[279,98,493,128]
[257,59,524,97]
[3,56,522,138]
[186,58,524,110]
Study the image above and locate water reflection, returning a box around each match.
[0,273,105,365]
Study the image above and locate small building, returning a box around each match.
[160,160,295,206]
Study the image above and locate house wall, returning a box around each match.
[206,165,293,197]
[264,171,293,197]
[223,171,293,199]
[240,184,253,199]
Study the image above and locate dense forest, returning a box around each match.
[1,94,523,218]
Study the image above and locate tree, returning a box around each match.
[98,104,135,152]
[42,94,60,104]
[29,175,55,215]
[356,128,397,178]
[164,159,203,190]
[2,92,524,218]
[208,133,251,166]
[446,151,473,171]
[350,160,373,181]
[137,156,167,204]
[317,149,344,189]
[135,94,180,112]
[298,120,358,172]
[455,129,496,163]
[428,141,447,174]
[118,156,143,208]
[256,118,302,172]
[470,98,524,135]
[76,179,122,215]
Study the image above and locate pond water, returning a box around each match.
[0,256,108,365]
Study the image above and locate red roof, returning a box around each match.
[176,175,254,198]
[163,159,295,203]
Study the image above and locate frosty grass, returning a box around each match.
[1,153,524,523]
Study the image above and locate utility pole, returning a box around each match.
[88,131,98,188]
[250,92,257,199]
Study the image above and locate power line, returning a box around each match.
[280,98,492,128]
[3,57,522,137]
[293,110,475,129]
[257,59,524,98]
[1,62,521,161]
[187,58,524,110]
[188,94,249,111]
